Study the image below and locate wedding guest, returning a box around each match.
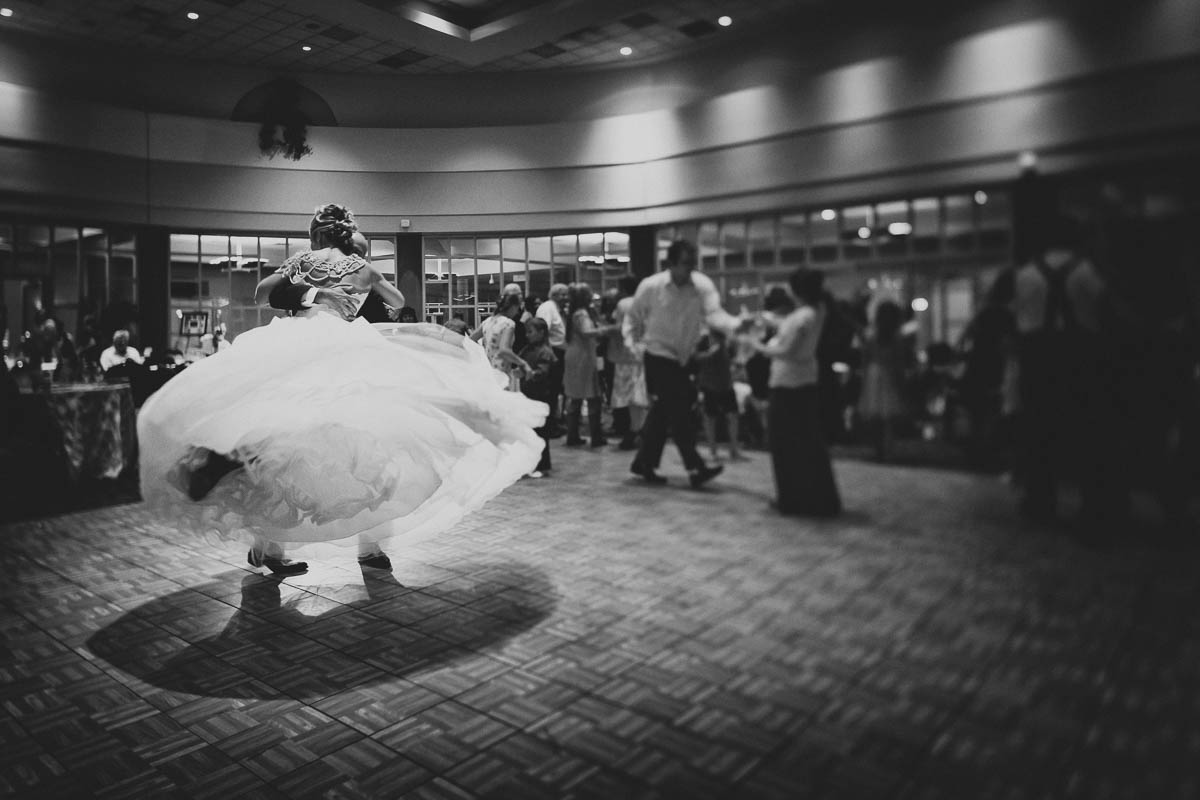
[25,312,80,384]
[100,329,146,373]
[519,317,557,477]
[443,317,470,337]
[856,301,912,462]
[750,268,842,516]
[695,327,745,462]
[500,283,531,353]
[1012,214,1110,527]
[475,294,529,391]
[609,275,648,451]
[623,239,744,487]
[535,283,569,436]
[563,283,613,447]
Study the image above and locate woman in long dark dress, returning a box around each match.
[750,268,842,517]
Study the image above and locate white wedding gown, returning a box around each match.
[138,301,547,553]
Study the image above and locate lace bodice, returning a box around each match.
[278,250,370,317]
[277,250,368,288]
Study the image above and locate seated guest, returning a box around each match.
[443,318,470,337]
[23,312,81,385]
[100,329,145,376]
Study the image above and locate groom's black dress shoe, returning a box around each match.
[630,461,667,485]
[358,552,392,570]
[247,550,308,576]
[688,464,723,489]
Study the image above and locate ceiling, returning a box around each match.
[0,0,814,75]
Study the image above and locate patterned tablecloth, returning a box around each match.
[22,383,139,481]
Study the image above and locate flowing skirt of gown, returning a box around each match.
[138,313,547,552]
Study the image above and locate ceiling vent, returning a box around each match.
[564,26,604,44]
[679,19,718,38]
[529,42,567,58]
[377,51,428,69]
[317,25,360,43]
[621,13,658,29]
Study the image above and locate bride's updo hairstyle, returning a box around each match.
[309,203,359,251]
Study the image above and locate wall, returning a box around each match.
[0,0,1197,233]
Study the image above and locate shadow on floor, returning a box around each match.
[86,562,556,700]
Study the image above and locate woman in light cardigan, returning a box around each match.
[750,267,842,517]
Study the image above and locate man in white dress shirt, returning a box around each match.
[622,239,745,487]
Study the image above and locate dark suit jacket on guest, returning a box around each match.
[268,281,392,324]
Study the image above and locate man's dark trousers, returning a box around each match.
[634,353,704,472]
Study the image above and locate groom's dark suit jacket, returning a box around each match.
[269,281,391,323]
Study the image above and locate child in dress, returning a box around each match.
[695,327,745,461]
[519,318,557,477]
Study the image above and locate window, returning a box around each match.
[809,209,839,262]
[697,221,719,272]
[748,217,777,268]
[875,200,910,258]
[779,213,806,266]
[577,232,605,293]
[476,238,502,317]
[944,194,975,252]
[527,236,552,308]
[911,197,941,254]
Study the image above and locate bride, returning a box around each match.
[137,203,547,575]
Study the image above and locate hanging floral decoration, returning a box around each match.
[257,118,312,161]
[256,80,313,161]
[233,78,337,162]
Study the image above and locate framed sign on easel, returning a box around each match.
[179,310,209,356]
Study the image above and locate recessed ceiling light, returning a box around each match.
[0,8,13,17]
[619,46,632,56]
[186,11,199,20]
[974,190,989,204]
[820,209,836,221]
[301,45,312,51]
[718,15,732,27]
[857,226,872,239]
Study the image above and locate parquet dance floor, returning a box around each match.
[2,446,1197,798]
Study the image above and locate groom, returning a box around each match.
[267,275,392,322]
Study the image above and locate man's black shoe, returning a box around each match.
[688,464,724,489]
[249,550,307,575]
[358,552,393,570]
[262,557,308,576]
[630,462,667,485]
